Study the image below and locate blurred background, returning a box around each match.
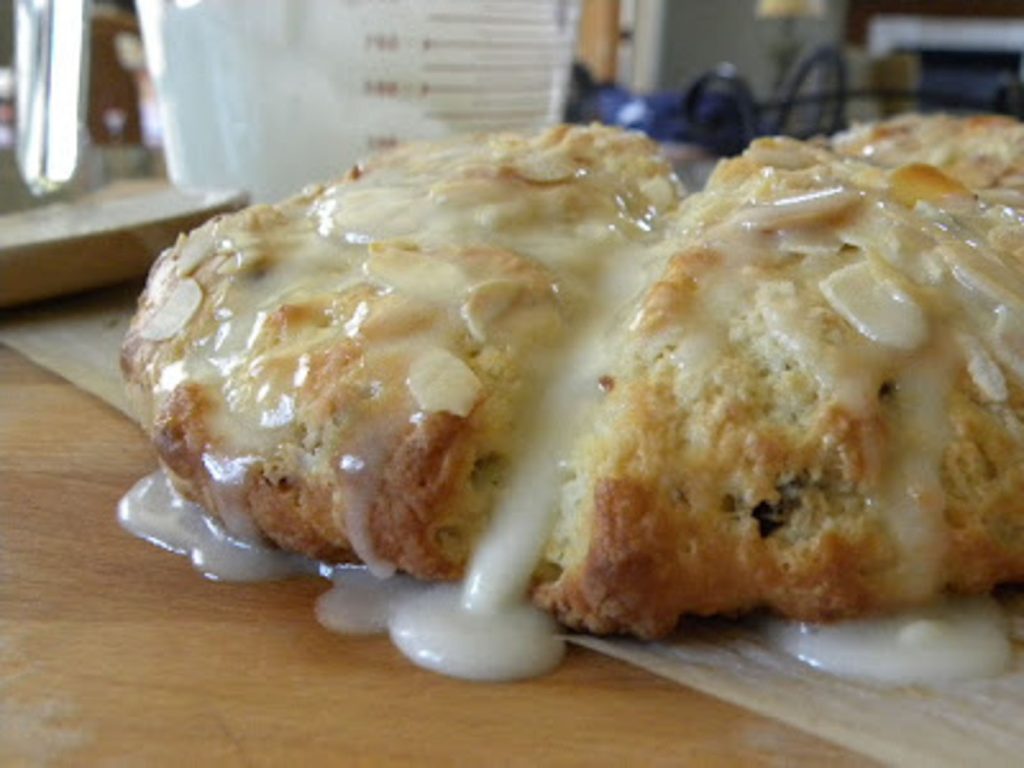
[3,0,1024,211]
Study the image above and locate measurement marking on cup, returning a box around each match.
[427,111,548,124]
[423,63,561,74]
[422,83,552,96]
[426,99,549,111]
[428,13,558,27]
[422,38,563,51]
[428,112,546,123]
[364,33,400,51]
[425,54,565,66]
[366,135,399,151]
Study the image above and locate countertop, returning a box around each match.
[0,344,868,765]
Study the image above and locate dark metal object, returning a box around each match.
[682,45,847,155]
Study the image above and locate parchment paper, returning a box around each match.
[0,284,138,417]
[2,287,1022,766]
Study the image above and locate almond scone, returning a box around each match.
[537,136,1024,636]
[121,124,682,579]
[832,113,1024,201]
[124,125,1024,640]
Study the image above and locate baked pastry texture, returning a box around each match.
[122,124,681,578]
[537,135,1024,636]
[832,112,1024,198]
[124,122,1024,638]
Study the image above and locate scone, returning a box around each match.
[832,112,1024,198]
[124,124,1024,640]
[121,124,682,578]
[537,136,1024,636]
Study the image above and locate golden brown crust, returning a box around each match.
[943,385,1024,592]
[538,129,1024,634]
[369,412,480,579]
[247,473,356,564]
[122,124,681,589]
[535,369,898,635]
[832,112,1024,193]
[125,120,1024,639]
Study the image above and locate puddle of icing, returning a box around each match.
[118,468,1014,684]
[118,471,317,582]
[121,468,568,680]
[315,567,426,635]
[389,585,565,681]
[316,565,564,681]
[764,595,1012,684]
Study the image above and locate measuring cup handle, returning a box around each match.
[15,0,92,195]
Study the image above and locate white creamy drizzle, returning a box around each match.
[765,596,1012,684]
[118,471,317,581]
[315,567,426,634]
[134,129,681,589]
[118,466,566,680]
[337,434,399,579]
[315,570,565,680]
[390,585,565,681]
[391,230,658,680]
[117,468,1015,685]
[199,453,264,541]
[123,133,1024,684]
[870,347,955,601]
[119,466,568,680]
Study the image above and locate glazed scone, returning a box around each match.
[536,136,1024,637]
[121,124,682,578]
[124,124,1024,640]
[832,113,1024,200]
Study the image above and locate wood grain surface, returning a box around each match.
[0,183,245,308]
[0,345,871,766]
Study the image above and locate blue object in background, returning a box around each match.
[576,44,1024,158]
[585,46,848,157]
[596,87,688,143]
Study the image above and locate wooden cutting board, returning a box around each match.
[0,182,245,308]
[0,346,867,765]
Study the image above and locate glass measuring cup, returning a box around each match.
[15,0,91,196]
[16,0,579,203]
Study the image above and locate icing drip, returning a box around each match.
[121,131,1024,683]
[118,471,316,581]
[118,467,1013,685]
[766,596,1012,684]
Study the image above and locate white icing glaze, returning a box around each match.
[872,348,954,601]
[463,270,637,613]
[315,567,426,635]
[390,585,565,681]
[199,452,264,541]
[765,596,1012,684]
[118,471,316,581]
[337,429,401,580]
[437,212,659,678]
[119,469,1014,685]
[122,131,1024,684]
[122,471,557,680]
